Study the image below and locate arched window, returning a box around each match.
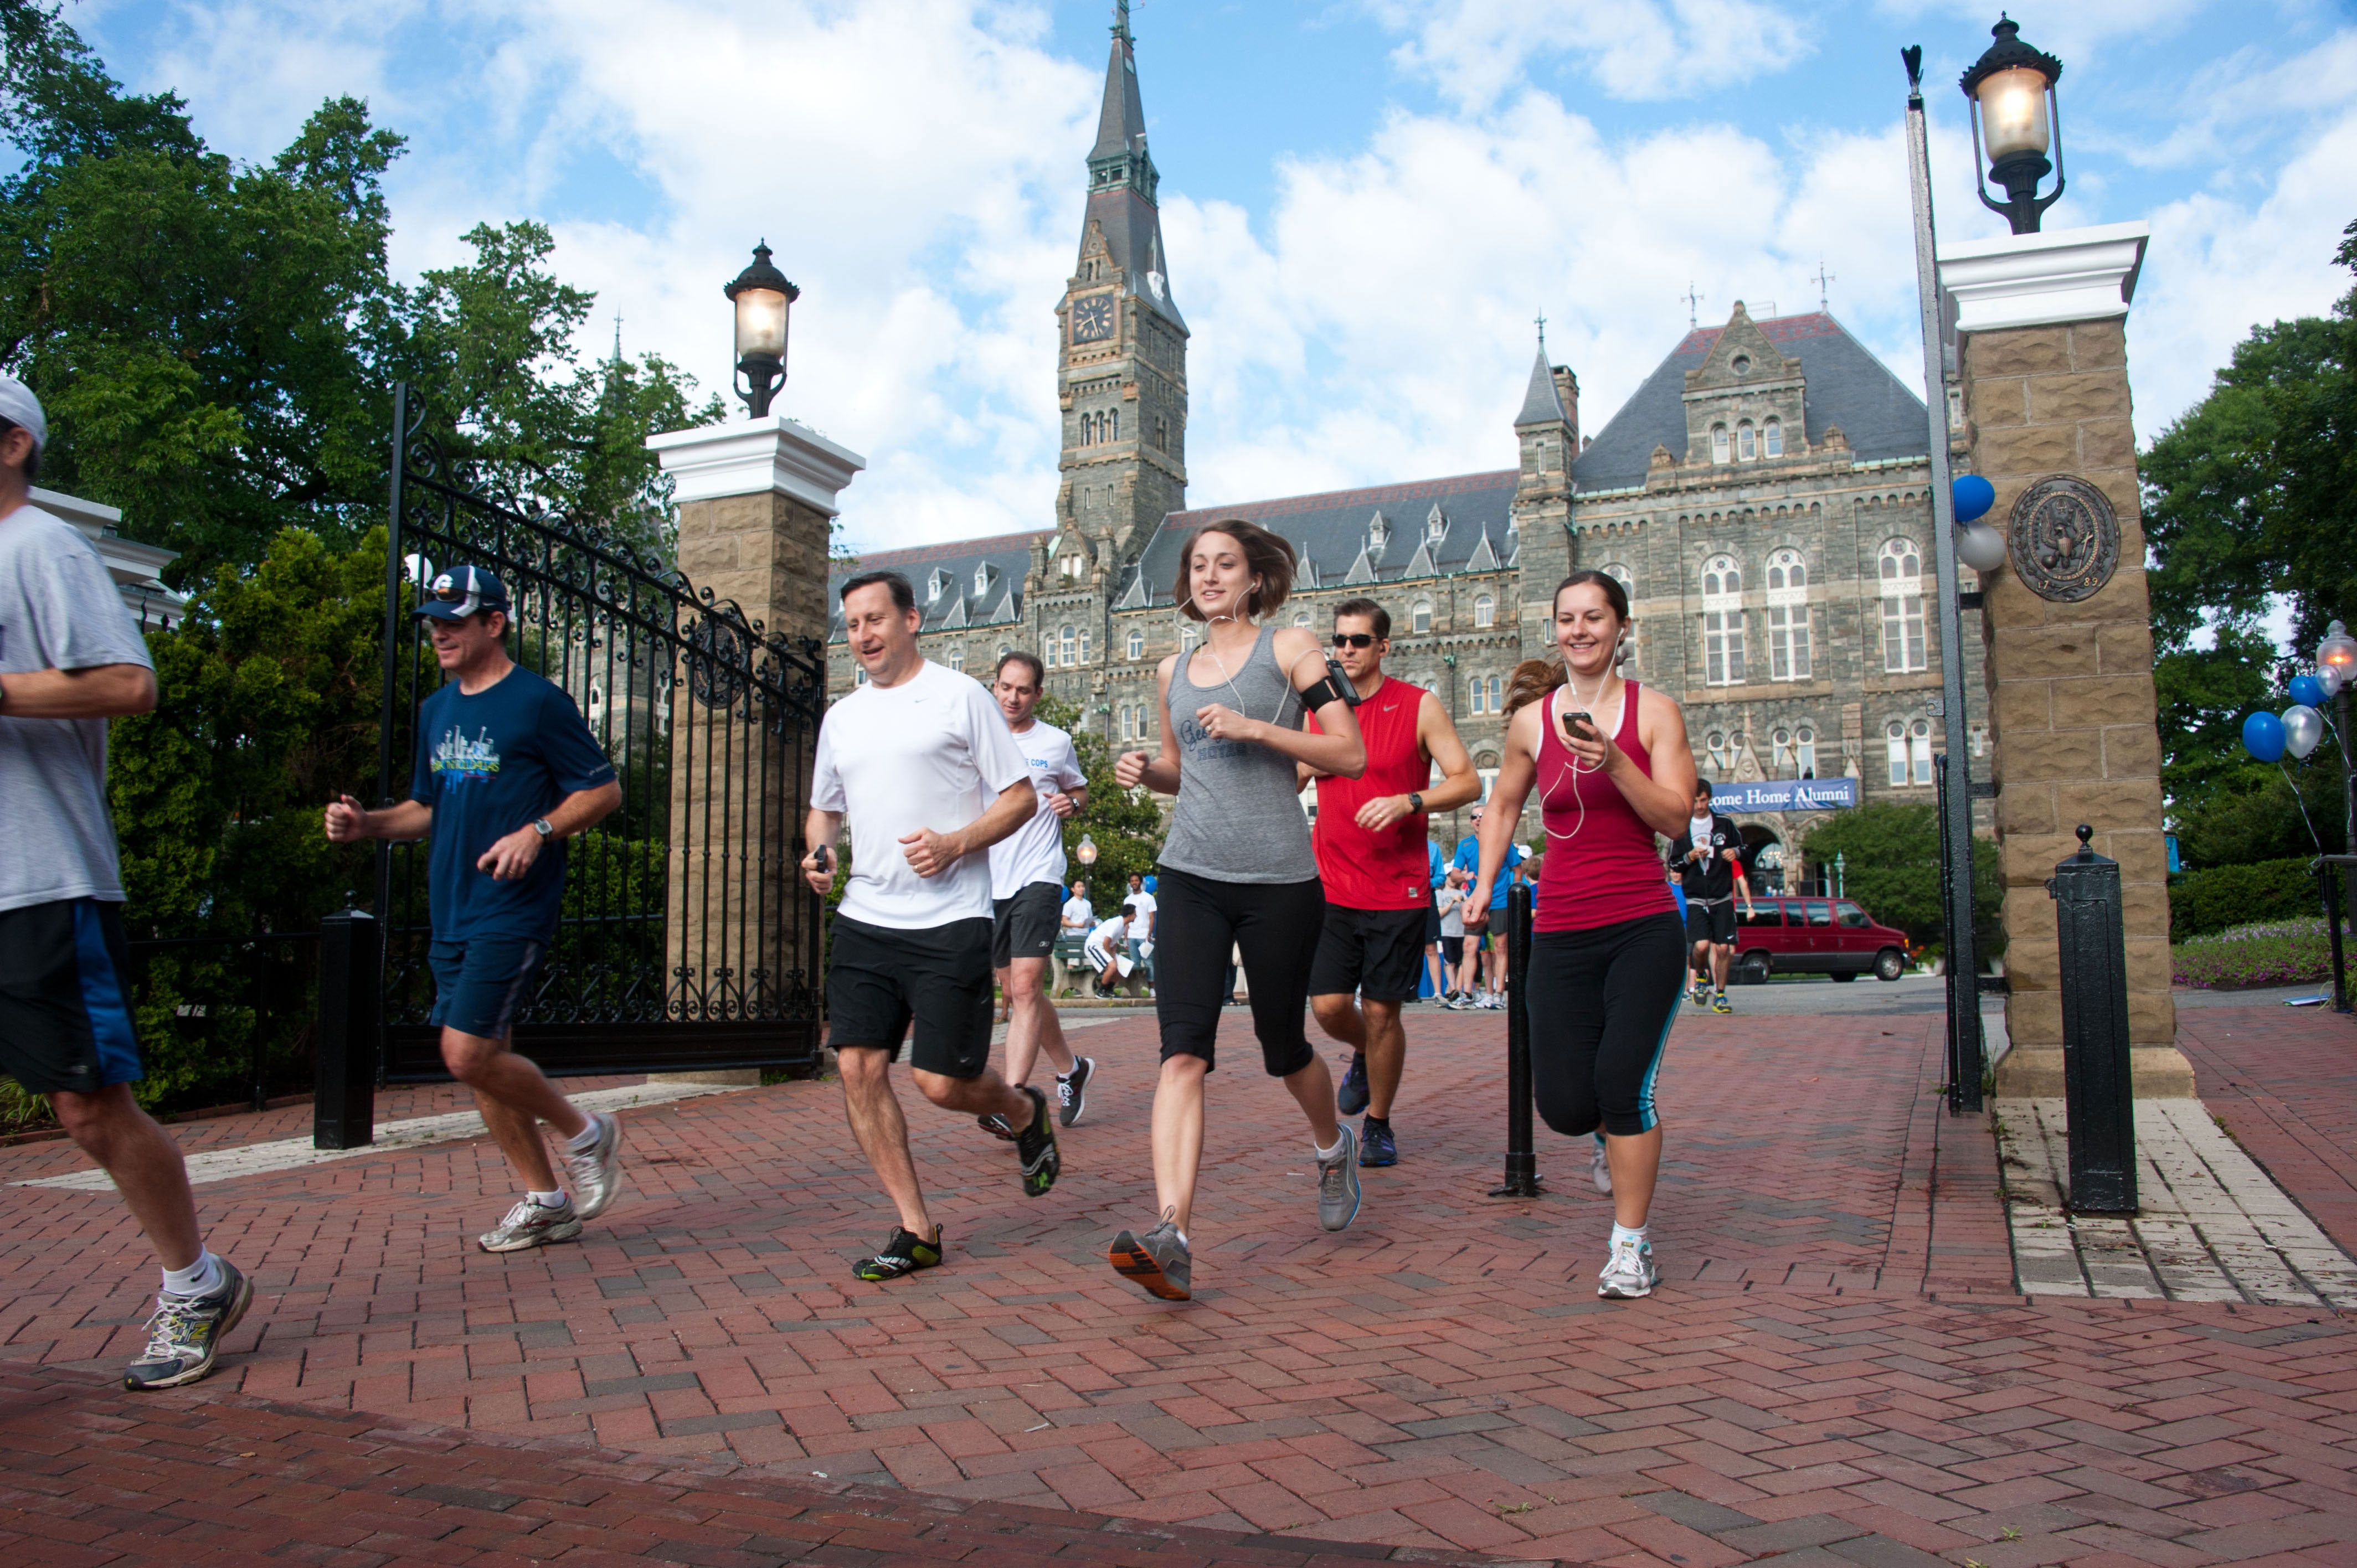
[854,666,868,686]
[1706,730,1731,772]
[587,681,605,727]
[1795,726,1816,778]
[1700,553,1744,687]
[1077,628,1091,663]
[1469,674,1488,715]
[1126,627,1144,661]
[1764,547,1810,682]
[1878,538,1928,673]
[947,645,965,673]
[1412,600,1433,634]
[1487,674,1502,713]
[1599,563,1636,671]
[1110,409,1120,441]
[1294,610,1310,628]
[1179,621,1198,654]
[1886,719,1934,786]
[1059,625,1075,666]
[1764,417,1783,457]
[1474,594,1495,628]
[1711,424,1730,464]
[1738,421,1757,461]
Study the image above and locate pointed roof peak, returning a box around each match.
[1515,332,1569,427]
[1091,4,1148,162]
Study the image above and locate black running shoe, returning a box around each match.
[1336,1052,1370,1116]
[1056,1056,1094,1127]
[852,1225,943,1282]
[1014,1086,1060,1196]
[976,1113,1016,1141]
[1359,1117,1397,1167]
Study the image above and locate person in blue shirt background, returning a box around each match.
[326,567,627,1256]
[1451,805,1525,1009]
[1419,838,1447,999]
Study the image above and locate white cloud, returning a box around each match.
[1370,0,1814,107]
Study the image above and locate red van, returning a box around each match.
[1730,897,1910,983]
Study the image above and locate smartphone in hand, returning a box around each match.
[1561,709,1599,744]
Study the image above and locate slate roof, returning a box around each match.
[826,530,1044,642]
[1118,471,1521,612]
[1570,312,1929,493]
[1515,342,1569,427]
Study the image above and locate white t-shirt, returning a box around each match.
[989,718,1087,898]
[1084,913,1129,951]
[1061,894,1094,930]
[1123,888,1156,937]
[810,660,1033,930]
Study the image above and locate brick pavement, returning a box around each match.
[2178,1003,2357,1261]
[4,1007,2354,1565]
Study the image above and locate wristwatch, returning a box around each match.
[1407,791,1424,814]
[532,817,554,840]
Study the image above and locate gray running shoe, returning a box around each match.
[1057,1056,1095,1127]
[478,1196,584,1253]
[1591,1138,1613,1194]
[1317,1126,1362,1232]
[559,1111,625,1220]
[1108,1210,1191,1300]
[1597,1237,1659,1299]
[123,1259,253,1391]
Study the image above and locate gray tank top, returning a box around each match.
[1159,621,1319,885]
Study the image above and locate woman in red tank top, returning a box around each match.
[1465,571,1700,1300]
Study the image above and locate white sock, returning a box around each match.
[161,1250,223,1298]
[530,1189,568,1209]
[1174,1227,1189,1248]
[564,1115,603,1153]
[1315,1134,1346,1163]
[1611,1223,1648,1250]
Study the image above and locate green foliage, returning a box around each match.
[2171,760,2343,869]
[1794,803,2001,961]
[1035,693,1166,906]
[2173,919,2350,991]
[2154,624,2289,824]
[0,4,721,581]
[2168,857,2330,940]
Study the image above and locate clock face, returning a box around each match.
[1071,294,1115,344]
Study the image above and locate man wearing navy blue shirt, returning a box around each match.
[326,568,626,1254]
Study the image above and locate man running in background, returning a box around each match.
[1672,778,1754,1014]
[0,376,253,1390]
[327,566,627,1255]
[985,652,1096,1129]
[804,571,1059,1283]
[1305,598,1480,1167]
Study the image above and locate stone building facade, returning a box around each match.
[828,20,1984,883]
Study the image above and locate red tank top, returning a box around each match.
[1310,677,1434,910]
[1532,679,1680,934]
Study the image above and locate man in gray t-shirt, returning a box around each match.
[0,375,252,1391]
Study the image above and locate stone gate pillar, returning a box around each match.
[1938,222,2193,1098]
[645,416,864,1075]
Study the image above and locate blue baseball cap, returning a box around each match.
[416,565,511,621]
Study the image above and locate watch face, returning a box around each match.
[1071,294,1115,344]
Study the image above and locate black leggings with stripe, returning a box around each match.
[1522,910,1685,1138]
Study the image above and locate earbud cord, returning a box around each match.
[1540,667,1620,844]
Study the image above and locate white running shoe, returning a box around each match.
[1591,1140,1613,1195]
[560,1111,626,1220]
[1597,1236,1658,1299]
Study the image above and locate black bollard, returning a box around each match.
[1491,882,1543,1198]
[2046,826,2135,1213]
[315,904,380,1151]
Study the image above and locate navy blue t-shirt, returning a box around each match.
[410,666,616,942]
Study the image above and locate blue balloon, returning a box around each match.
[2289,673,2326,709]
[1952,473,1996,524]
[2242,710,2287,763]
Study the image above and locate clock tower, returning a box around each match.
[1053,1,1187,569]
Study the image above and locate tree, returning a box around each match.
[1795,803,2001,962]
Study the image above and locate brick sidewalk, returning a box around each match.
[5,1008,2354,1565]
[2178,1002,2357,1260]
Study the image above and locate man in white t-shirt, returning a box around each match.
[1123,872,1156,986]
[1083,906,1134,989]
[1059,880,1093,935]
[984,651,1097,1130]
[804,571,1061,1285]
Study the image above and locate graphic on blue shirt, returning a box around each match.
[410,668,615,942]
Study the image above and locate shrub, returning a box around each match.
[2168,857,2327,940]
[2171,919,2351,989]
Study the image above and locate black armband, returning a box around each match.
[1301,658,1360,710]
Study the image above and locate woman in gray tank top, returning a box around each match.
[1104,520,1368,1302]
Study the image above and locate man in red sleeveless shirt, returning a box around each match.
[1305,599,1481,1167]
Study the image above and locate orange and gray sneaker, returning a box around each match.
[1109,1210,1191,1301]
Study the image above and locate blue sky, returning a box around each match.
[70,1,2357,557]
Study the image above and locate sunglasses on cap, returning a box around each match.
[1331,632,1378,649]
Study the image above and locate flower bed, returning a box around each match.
[2171,919,2352,989]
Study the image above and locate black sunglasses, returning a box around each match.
[1331,632,1378,649]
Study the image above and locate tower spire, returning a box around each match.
[1080,5,1182,326]
[1515,325,1568,429]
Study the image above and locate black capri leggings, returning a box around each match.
[1522,910,1686,1138]
[1152,866,1324,1076]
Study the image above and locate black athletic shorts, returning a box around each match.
[1309,903,1429,1004]
[1153,866,1323,1076]
[0,899,145,1095]
[827,913,994,1079]
[1685,899,1736,947]
[1441,935,1465,966]
[991,880,1063,968]
[1424,906,1442,944]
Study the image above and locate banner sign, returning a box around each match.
[1714,777,1859,813]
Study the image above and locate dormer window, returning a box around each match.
[973,562,996,596]
[927,568,953,603]
[1367,510,1390,561]
[1764,417,1783,457]
[1426,503,1447,544]
[1711,424,1730,464]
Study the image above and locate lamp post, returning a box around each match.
[725,241,799,418]
[1960,16,2065,235]
[2323,620,2357,858]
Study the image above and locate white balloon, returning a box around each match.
[2322,665,2346,699]
[2282,704,2325,760]
[1957,522,2008,574]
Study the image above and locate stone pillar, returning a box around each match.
[1939,222,2192,1098]
[643,416,864,1081]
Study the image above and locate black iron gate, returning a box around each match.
[375,384,826,1080]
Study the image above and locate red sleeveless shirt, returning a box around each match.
[1532,680,1679,934]
[1310,677,1434,910]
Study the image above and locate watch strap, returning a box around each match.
[533,817,554,839]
